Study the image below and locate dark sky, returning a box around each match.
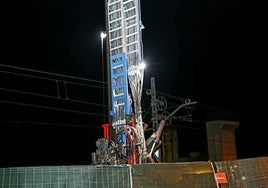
[1,0,268,167]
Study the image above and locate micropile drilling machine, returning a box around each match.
[91,0,166,165]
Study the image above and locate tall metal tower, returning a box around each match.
[105,0,146,164]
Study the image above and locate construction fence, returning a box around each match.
[1,157,268,188]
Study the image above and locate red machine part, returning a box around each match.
[102,123,109,140]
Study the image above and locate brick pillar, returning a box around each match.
[206,120,239,161]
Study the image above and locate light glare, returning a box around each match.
[100,31,107,39]
[138,62,146,70]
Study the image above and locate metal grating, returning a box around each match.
[0,165,132,188]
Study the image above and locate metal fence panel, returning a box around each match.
[1,157,268,188]
[132,162,217,188]
[215,157,268,188]
[0,165,132,188]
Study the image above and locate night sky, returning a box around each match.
[1,0,268,167]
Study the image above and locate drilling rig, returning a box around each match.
[91,0,166,165]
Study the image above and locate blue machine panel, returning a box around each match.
[110,53,131,122]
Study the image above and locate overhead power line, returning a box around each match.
[0,100,106,117]
[0,63,105,84]
[0,87,105,107]
[0,119,102,129]
[0,70,105,89]
[0,63,109,119]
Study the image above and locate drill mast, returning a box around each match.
[92,0,147,165]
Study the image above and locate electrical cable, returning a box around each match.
[0,87,105,107]
[0,63,104,84]
[0,100,105,117]
[0,119,102,129]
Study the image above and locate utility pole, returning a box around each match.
[146,77,163,160]
[146,77,158,132]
